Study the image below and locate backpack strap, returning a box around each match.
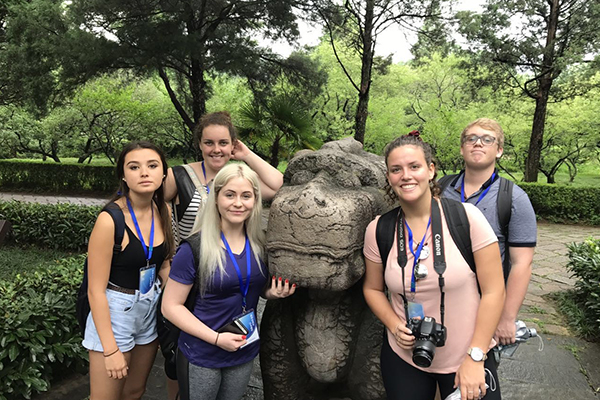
[440,198,475,274]
[437,174,459,193]
[497,177,514,281]
[172,165,196,221]
[102,203,126,258]
[375,206,401,270]
[181,233,202,307]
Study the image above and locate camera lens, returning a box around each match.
[413,339,437,368]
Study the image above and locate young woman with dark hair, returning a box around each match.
[363,132,506,400]
[83,141,174,400]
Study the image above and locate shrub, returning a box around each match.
[0,201,101,251]
[562,238,600,340]
[519,183,600,225]
[0,160,115,194]
[0,256,87,400]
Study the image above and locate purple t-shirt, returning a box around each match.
[169,242,267,368]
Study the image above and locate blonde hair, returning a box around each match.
[461,118,505,148]
[197,163,265,295]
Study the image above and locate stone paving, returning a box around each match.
[9,192,600,399]
[520,222,600,337]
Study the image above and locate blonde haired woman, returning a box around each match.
[162,163,295,400]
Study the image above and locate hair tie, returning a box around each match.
[117,190,122,196]
[407,130,422,141]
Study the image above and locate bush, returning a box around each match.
[0,256,88,400]
[0,201,101,251]
[519,183,600,225]
[0,160,115,194]
[561,238,600,340]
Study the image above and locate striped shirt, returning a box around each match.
[172,184,210,245]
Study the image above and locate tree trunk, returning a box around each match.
[524,0,560,182]
[354,0,375,144]
[270,136,281,167]
[524,82,550,182]
[77,137,93,163]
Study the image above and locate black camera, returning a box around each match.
[406,316,447,368]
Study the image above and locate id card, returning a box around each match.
[237,309,259,349]
[139,264,156,299]
[407,301,425,320]
[217,309,259,349]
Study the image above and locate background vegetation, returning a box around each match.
[0,0,599,185]
[1,1,600,398]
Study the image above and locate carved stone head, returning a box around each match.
[266,138,389,291]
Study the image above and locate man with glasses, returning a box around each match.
[440,118,537,355]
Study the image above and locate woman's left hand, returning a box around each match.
[264,276,296,299]
[231,140,251,161]
[454,358,486,400]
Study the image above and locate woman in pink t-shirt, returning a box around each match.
[363,132,505,400]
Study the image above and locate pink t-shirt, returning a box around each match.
[363,201,498,374]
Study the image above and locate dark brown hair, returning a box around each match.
[383,132,441,204]
[194,111,237,148]
[109,140,174,259]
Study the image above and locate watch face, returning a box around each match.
[470,347,484,361]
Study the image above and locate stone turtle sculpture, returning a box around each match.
[260,137,390,400]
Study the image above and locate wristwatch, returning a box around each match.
[467,347,487,362]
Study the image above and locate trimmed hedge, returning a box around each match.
[519,183,600,225]
[0,256,87,400]
[0,160,115,194]
[0,201,101,251]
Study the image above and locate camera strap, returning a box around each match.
[396,198,447,327]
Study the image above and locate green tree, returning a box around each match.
[239,95,319,167]
[0,0,70,114]
[411,0,458,65]
[309,0,438,144]
[457,0,600,182]
[67,0,301,139]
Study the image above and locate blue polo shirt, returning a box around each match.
[441,172,537,269]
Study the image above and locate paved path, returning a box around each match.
[0,191,108,206]
[13,192,600,399]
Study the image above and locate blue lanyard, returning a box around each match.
[461,172,495,205]
[126,198,154,264]
[221,233,251,311]
[201,161,210,194]
[405,217,431,293]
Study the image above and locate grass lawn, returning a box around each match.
[0,244,83,280]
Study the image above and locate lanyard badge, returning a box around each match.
[221,233,251,312]
[126,198,156,297]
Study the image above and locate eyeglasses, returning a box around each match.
[463,134,497,146]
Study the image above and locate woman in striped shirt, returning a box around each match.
[164,111,283,242]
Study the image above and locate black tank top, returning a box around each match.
[109,224,166,289]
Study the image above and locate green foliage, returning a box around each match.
[555,239,600,341]
[520,183,600,224]
[0,256,88,400]
[0,159,115,194]
[0,0,70,114]
[0,201,101,251]
[0,245,78,280]
[66,0,300,135]
[239,94,319,167]
[554,290,600,341]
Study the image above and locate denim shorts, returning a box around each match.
[82,282,161,353]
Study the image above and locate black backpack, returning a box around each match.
[438,174,513,280]
[376,198,477,287]
[76,203,125,337]
[156,233,201,380]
